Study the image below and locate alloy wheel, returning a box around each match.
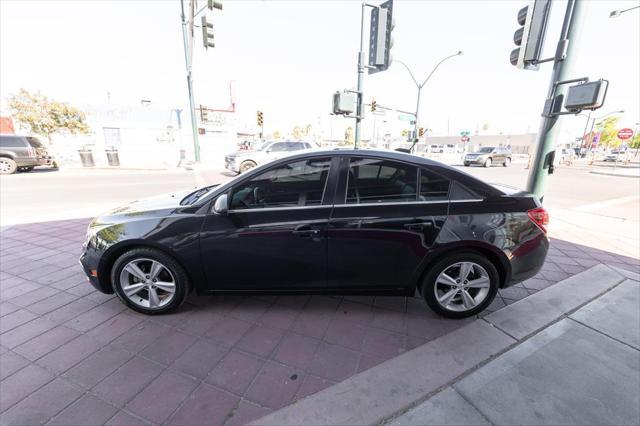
[434,261,491,312]
[118,258,176,310]
[0,159,13,173]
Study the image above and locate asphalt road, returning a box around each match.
[0,162,638,227]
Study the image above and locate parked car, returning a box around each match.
[603,150,623,162]
[429,144,444,153]
[80,149,549,319]
[225,140,315,173]
[0,134,53,174]
[464,146,511,167]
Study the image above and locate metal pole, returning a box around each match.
[354,3,366,149]
[413,86,422,148]
[180,0,201,163]
[526,0,584,199]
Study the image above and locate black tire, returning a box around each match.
[239,160,257,173]
[484,158,492,168]
[463,162,470,167]
[0,157,18,175]
[503,157,511,167]
[422,252,499,319]
[111,247,190,315]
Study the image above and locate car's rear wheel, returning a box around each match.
[0,158,18,175]
[239,160,257,173]
[503,157,511,167]
[111,247,189,315]
[422,252,499,319]
[484,158,492,168]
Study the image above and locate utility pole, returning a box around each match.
[180,0,201,163]
[354,3,366,148]
[526,0,586,198]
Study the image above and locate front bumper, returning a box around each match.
[79,246,113,294]
[464,156,487,164]
[225,157,239,173]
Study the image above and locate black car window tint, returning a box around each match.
[450,180,482,201]
[230,158,332,210]
[346,158,417,204]
[419,169,450,201]
[269,143,287,152]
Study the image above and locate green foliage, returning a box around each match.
[594,116,622,149]
[344,126,354,143]
[630,133,640,150]
[8,89,90,143]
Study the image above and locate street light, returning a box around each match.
[396,51,463,151]
[609,5,640,18]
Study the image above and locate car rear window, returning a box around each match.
[347,158,417,204]
[0,136,26,148]
[26,137,44,148]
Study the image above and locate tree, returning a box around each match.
[8,89,90,144]
[594,116,622,149]
[344,126,354,144]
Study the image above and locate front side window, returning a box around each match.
[268,142,288,153]
[230,157,332,210]
[420,169,450,201]
[346,158,417,204]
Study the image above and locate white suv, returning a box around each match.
[225,141,315,173]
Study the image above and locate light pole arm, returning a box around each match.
[395,60,419,88]
[419,51,463,88]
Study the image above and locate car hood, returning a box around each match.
[227,150,261,159]
[103,190,192,217]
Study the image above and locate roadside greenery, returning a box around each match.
[8,88,90,144]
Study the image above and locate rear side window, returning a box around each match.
[450,181,482,201]
[346,158,417,204]
[419,169,450,201]
[26,137,43,148]
[0,136,26,148]
[268,142,288,152]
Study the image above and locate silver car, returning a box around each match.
[225,141,315,173]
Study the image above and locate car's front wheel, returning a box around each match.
[503,157,511,167]
[111,247,189,315]
[422,252,499,319]
[239,160,257,173]
[484,158,492,168]
[463,162,470,167]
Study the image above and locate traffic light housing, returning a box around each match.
[199,105,208,122]
[202,16,215,49]
[207,0,223,10]
[369,0,394,74]
[510,0,552,70]
[371,99,377,112]
[257,111,264,127]
[418,127,424,137]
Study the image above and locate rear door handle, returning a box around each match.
[403,222,433,231]
[292,224,321,236]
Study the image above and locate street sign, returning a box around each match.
[617,128,634,140]
[460,136,470,143]
[398,114,414,121]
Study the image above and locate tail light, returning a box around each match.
[26,146,36,157]
[528,207,549,233]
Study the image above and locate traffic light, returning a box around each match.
[257,111,264,127]
[199,105,208,122]
[207,0,223,10]
[369,0,394,74]
[510,0,552,70]
[201,16,215,49]
[418,127,424,137]
[371,99,377,112]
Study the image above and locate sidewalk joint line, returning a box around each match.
[567,317,640,353]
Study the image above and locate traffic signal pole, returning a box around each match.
[354,3,369,149]
[180,0,201,163]
[526,0,585,199]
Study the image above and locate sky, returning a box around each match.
[1,0,639,141]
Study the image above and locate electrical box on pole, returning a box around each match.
[202,16,215,49]
[368,0,394,74]
[510,0,552,70]
[207,0,223,10]
[564,80,609,112]
[332,91,357,115]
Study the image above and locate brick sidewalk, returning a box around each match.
[1,219,638,426]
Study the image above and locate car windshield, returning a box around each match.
[478,147,494,153]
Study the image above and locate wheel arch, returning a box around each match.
[98,240,196,293]
[412,242,511,295]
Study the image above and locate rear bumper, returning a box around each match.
[504,232,549,287]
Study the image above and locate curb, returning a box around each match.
[589,170,640,178]
[251,264,629,426]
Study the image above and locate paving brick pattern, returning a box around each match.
[1,219,638,426]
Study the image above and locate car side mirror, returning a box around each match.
[213,194,229,215]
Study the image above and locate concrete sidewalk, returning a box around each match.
[253,265,640,426]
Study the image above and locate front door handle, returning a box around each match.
[403,222,433,231]
[292,224,321,237]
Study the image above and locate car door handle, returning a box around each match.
[403,222,433,231]
[292,224,321,236]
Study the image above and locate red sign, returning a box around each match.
[460,136,470,143]
[617,128,634,140]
